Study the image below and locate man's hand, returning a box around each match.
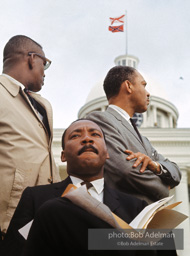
[125,150,161,174]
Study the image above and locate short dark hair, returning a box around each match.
[61,119,106,150]
[3,35,42,63]
[103,66,137,100]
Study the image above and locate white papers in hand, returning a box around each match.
[129,195,174,229]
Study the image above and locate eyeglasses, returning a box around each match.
[28,52,52,70]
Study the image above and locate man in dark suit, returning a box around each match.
[87,66,181,204]
[22,119,177,256]
[3,119,147,256]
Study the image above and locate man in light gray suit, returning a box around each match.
[87,66,181,204]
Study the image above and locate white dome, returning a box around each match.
[140,72,169,100]
[85,80,105,103]
[86,73,169,104]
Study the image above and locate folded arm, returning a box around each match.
[87,112,181,201]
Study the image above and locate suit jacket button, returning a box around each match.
[48,177,53,183]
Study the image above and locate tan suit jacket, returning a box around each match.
[0,75,60,233]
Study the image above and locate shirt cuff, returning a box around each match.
[156,163,168,176]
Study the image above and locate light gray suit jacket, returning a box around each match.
[87,107,181,204]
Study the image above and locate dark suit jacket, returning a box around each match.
[22,191,176,256]
[2,177,147,256]
[87,107,181,203]
[22,182,150,256]
[2,177,71,256]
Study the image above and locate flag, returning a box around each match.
[108,24,124,33]
[109,14,125,25]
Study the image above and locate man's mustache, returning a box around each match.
[78,145,98,155]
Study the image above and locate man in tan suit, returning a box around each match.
[0,35,60,237]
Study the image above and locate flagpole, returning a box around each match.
[125,10,127,55]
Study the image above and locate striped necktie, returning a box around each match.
[24,88,38,110]
[23,88,50,137]
[129,118,143,142]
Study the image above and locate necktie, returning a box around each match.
[81,181,93,190]
[129,118,143,142]
[24,88,38,110]
[23,88,50,137]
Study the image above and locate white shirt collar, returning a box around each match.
[70,176,104,195]
[109,104,131,124]
[90,178,104,195]
[2,73,25,90]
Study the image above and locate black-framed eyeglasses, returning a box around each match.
[28,52,52,70]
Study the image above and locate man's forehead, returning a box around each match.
[67,120,102,134]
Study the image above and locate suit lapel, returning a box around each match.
[0,76,43,126]
[103,184,133,224]
[107,107,142,143]
[52,176,72,197]
[0,75,20,97]
[31,92,53,135]
[0,75,52,142]
[103,183,120,212]
[106,107,150,154]
[20,89,41,119]
[29,92,53,139]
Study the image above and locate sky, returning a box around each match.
[0,0,190,128]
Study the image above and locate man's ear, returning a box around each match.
[61,150,66,162]
[124,80,133,94]
[28,54,34,70]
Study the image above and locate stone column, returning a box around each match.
[101,106,106,112]
[174,168,190,256]
[142,112,147,128]
[152,106,157,127]
[168,113,173,128]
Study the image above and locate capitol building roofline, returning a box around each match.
[85,72,169,104]
[79,53,179,129]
